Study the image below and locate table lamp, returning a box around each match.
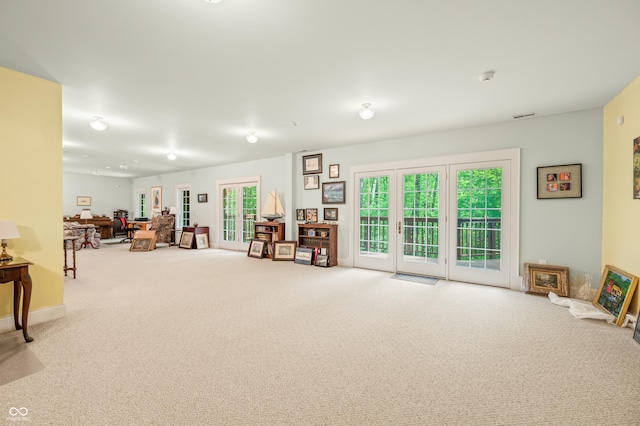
[80,209,92,224]
[0,220,21,262]
[169,207,177,215]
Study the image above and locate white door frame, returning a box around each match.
[215,176,261,250]
[349,149,520,290]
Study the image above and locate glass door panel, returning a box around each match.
[219,183,258,251]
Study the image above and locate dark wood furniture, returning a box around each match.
[63,236,79,278]
[297,223,338,267]
[254,222,285,258]
[181,226,209,249]
[64,216,114,239]
[77,225,100,249]
[0,258,34,342]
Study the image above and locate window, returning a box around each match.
[175,184,191,228]
[136,190,146,218]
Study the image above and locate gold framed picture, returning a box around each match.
[523,263,569,297]
[593,265,638,326]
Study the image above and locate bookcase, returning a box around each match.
[254,222,285,258]
[297,223,338,267]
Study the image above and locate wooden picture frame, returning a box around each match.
[248,239,265,259]
[537,163,582,199]
[523,263,569,297]
[151,186,162,213]
[305,208,318,223]
[130,238,154,252]
[329,164,340,179]
[593,265,638,326]
[197,193,208,203]
[76,196,91,206]
[304,175,320,190]
[195,233,209,249]
[302,153,322,175]
[294,247,313,265]
[272,241,297,261]
[179,231,194,249]
[323,208,338,221]
[296,209,305,221]
[322,181,345,204]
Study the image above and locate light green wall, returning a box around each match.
[603,75,640,315]
[0,66,64,320]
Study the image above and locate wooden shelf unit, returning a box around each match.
[297,223,338,267]
[254,222,285,258]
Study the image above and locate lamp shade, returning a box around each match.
[0,220,20,240]
[359,103,375,120]
[80,210,93,220]
[168,207,178,215]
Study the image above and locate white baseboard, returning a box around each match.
[0,304,66,335]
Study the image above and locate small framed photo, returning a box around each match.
[315,254,329,267]
[302,153,323,175]
[130,238,153,252]
[329,164,340,178]
[537,164,582,199]
[322,181,346,204]
[197,193,208,203]
[272,241,297,261]
[523,263,569,297]
[324,208,338,221]
[179,231,194,249]
[296,209,305,221]
[77,196,91,206]
[248,239,265,259]
[294,247,313,265]
[195,233,209,249]
[305,208,318,223]
[304,175,320,190]
[593,265,638,326]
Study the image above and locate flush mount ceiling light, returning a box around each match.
[167,153,177,160]
[479,70,496,83]
[358,103,375,120]
[204,0,222,3]
[89,116,107,131]
[246,131,258,144]
[119,164,128,170]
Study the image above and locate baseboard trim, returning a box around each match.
[0,304,66,335]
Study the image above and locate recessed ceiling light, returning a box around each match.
[167,153,177,160]
[204,0,222,3]
[119,164,128,170]
[89,116,107,131]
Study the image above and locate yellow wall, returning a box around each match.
[602,75,640,315]
[0,66,63,319]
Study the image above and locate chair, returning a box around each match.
[117,217,140,244]
[149,215,175,246]
[113,217,128,240]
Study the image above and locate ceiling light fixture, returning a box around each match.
[89,116,107,131]
[359,103,375,120]
[119,164,128,170]
[479,70,495,83]
[204,0,223,3]
[246,131,258,144]
[167,153,177,160]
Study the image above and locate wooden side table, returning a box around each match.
[63,236,79,278]
[0,257,34,342]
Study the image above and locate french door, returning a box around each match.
[354,166,445,277]
[353,152,516,288]
[218,179,259,251]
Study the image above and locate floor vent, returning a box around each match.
[390,273,438,285]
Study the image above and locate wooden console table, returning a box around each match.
[0,258,34,342]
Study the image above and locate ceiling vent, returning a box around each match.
[512,112,536,120]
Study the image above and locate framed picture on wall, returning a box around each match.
[76,196,91,206]
[304,175,320,190]
[151,186,162,213]
[197,193,208,203]
[302,153,322,175]
[536,164,582,199]
[322,181,345,204]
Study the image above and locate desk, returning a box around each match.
[77,225,100,249]
[63,236,79,278]
[0,258,34,342]
[64,217,113,239]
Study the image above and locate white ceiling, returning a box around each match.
[1,0,639,178]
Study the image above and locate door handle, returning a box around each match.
[398,221,401,234]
